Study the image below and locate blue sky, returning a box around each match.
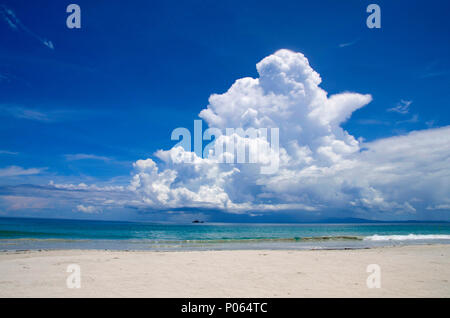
[0,0,449,222]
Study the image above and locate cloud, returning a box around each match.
[76,204,101,214]
[396,114,419,125]
[64,154,112,162]
[125,49,450,216]
[2,50,448,219]
[0,195,50,210]
[387,100,412,114]
[49,180,124,192]
[0,72,31,87]
[339,127,450,213]
[419,60,449,79]
[0,166,45,177]
[425,120,435,128]
[339,39,359,48]
[426,204,450,211]
[0,73,10,83]
[356,119,390,126]
[0,183,131,215]
[0,106,50,121]
[0,5,54,50]
[0,150,18,155]
[420,71,449,79]
[0,105,75,122]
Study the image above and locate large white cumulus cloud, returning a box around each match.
[129,49,450,215]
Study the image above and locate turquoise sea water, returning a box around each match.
[1,217,450,251]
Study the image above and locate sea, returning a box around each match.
[1,217,450,251]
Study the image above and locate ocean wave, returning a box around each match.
[3,235,450,245]
[146,236,363,244]
[0,236,362,244]
[364,234,450,241]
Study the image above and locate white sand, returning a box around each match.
[0,245,449,297]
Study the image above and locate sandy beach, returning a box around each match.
[0,245,449,298]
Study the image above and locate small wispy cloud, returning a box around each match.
[0,105,74,122]
[2,106,50,121]
[396,114,419,125]
[338,38,359,48]
[0,5,54,50]
[0,72,31,87]
[419,70,448,79]
[426,204,450,211]
[419,60,448,79]
[0,73,10,83]
[387,100,412,114]
[425,120,436,128]
[75,204,102,214]
[356,119,390,126]
[0,195,50,211]
[0,166,46,177]
[0,150,19,155]
[64,154,113,162]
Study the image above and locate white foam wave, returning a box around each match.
[364,234,450,241]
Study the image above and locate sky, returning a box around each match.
[0,0,449,222]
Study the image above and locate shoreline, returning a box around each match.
[0,242,442,254]
[1,245,449,297]
[2,236,450,253]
